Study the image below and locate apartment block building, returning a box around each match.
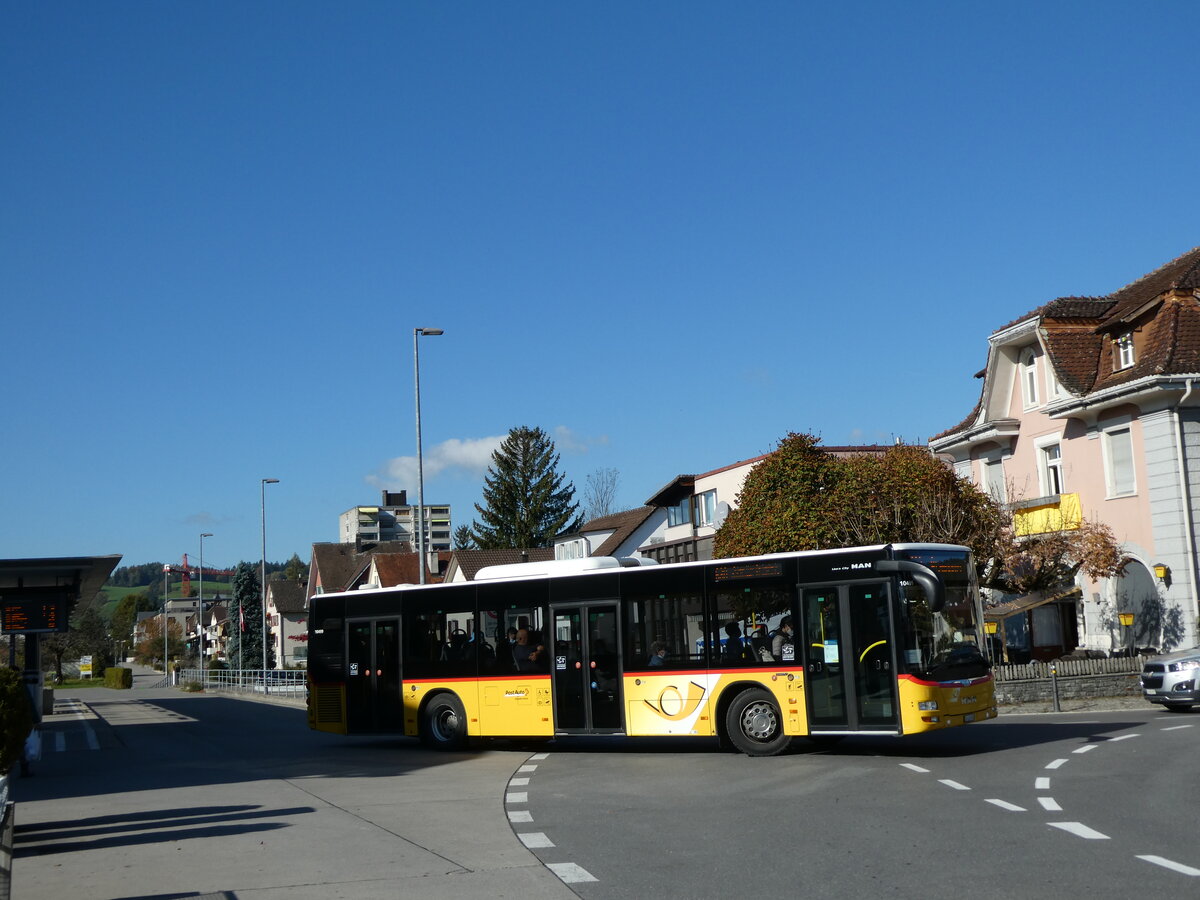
[338,490,452,552]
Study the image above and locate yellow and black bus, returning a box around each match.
[307,543,996,756]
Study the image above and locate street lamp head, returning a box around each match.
[262,477,280,485]
[201,532,213,539]
[415,327,444,336]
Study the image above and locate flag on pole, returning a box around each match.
[239,603,245,632]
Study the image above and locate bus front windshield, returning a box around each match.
[895,548,990,682]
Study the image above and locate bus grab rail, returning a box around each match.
[873,559,945,614]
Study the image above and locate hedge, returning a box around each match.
[103,667,133,689]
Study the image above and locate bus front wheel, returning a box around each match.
[422,693,468,750]
[725,688,790,757]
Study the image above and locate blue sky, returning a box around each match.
[3,2,1197,571]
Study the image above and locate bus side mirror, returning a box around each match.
[874,560,946,614]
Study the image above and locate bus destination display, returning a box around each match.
[0,599,67,634]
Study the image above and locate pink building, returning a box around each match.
[932,247,1200,658]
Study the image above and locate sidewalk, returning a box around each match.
[15,674,575,900]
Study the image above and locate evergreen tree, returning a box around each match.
[471,426,582,549]
[453,525,477,550]
[226,562,275,671]
[283,552,308,582]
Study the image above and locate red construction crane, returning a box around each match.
[163,554,235,598]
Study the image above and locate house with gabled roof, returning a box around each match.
[931,246,1200,657]
[443,548,555,583]
[306,540,413,600]
[553,506,665,561]
[266,580,309,669]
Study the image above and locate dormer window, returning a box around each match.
[1115,333,1135,370]
[1020,347,1039,408]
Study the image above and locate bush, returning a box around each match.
[0,668,33,774]
[103,667,133,689]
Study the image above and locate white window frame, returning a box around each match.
[982,454,1007,503]
[1115,333,1135,370]
[694,490,717,528]
[1020,347,1039,409]
[1035,434,1066,497]
[1101,420,1137,498]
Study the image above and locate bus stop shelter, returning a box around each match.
[0,555,121,718]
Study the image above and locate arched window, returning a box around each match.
[1020,347,1039,408]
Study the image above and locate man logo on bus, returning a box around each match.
[643,681,707,720]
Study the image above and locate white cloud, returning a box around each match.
[554,425,609,455]
[368,427,610,491]
[368,435,506,488]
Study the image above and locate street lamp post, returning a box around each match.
[199,533,212,687]
[163,567,169,681]
[413,327,443,585]
[261,477,279,692]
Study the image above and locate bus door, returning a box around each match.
[550,602,624,734]
[801,581,898,733]
[345,618,403,733]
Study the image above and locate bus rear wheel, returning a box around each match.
[725,688,790,757]
[422,693,468,750]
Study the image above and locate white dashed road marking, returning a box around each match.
[1049,822,1109,840]
[1038,797,1062,812]
[518,832,555,849]
[507,810,533,823]
[1045,758,1068,770]
[1137,855,1200,876]
[1035,777,1051,790]
[939,779,970,791]
[506,791,528,804]
[985,799,1025,812]
[1072,744,1097,754]
[547,862,599,884]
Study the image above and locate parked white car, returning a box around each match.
[1141,647,1200,711]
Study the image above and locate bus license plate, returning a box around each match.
[964,713,975,723]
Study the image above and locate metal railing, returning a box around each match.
[176,668,306,699]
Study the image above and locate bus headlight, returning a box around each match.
[918,701,939,711]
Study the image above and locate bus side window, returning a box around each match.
[624,590,703,670]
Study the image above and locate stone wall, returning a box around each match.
[994,672,1141,705]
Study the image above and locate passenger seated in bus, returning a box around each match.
[721,622,750,663]
[771,617,795,661]
[648,641,669,666]
[512,628,546,672]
